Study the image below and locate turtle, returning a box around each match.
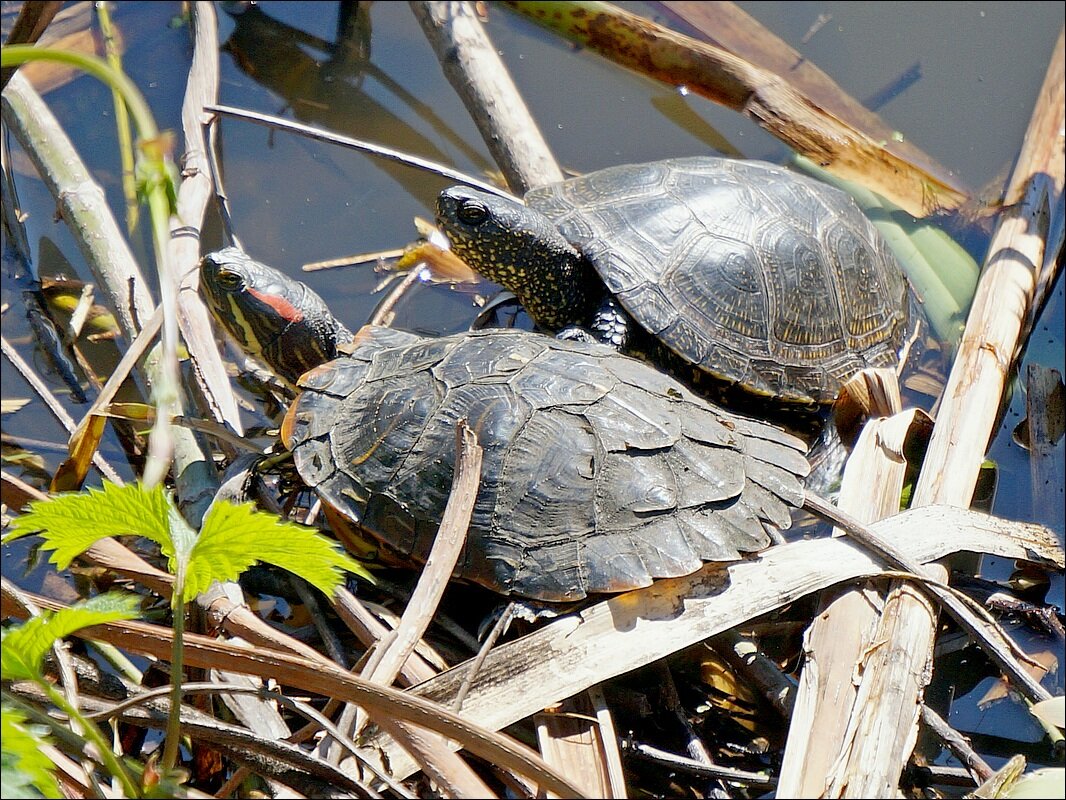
[199,249,811,601]
[200,247,355,385]
[435,156,912,409]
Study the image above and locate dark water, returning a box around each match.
[2,0,1063,779]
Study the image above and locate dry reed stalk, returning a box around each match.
[659,1,968,203]
[820,26,1064,798]
[331,589,441,685]
[777,370,919,796]
[357,506,1063,782]
[0,583,588,799]
[534,685,628,798]
[171,1,244,440]
[411,2,621,790]
[325,423,489,798]
[1021,365,1065,529]
[411,1,564,193]
[502,0,967,217]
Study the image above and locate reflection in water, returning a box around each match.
[220,3,494,208]
[649,92,744,158]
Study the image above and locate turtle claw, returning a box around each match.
[556,296,631,349]
[556,325,598,344]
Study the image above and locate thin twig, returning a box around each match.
[655,662,718,769]
[80,680,412,798]
[367,268,424,327]
[1,432,126,462]
[621,736,774,787]
[452,601,515,713]
[330,587,440,686]
[302,248,407,272]
[293,578,349,667]
[205,103,509,197]
[919,705,994,783]
[202,112,243,250]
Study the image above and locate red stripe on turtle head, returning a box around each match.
[248,287,305,324]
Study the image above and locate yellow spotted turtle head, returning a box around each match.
[199,247,353,384]
[435,186,595,330]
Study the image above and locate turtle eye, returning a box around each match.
[214,269,243,291]
[457,199,489,226]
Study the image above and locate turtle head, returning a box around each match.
[199,247,352,384]
[435,186,593,329]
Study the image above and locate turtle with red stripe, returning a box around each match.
[198,248,810,601]
[199,247,354,385]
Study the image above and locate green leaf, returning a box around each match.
[186,500,371,601]
[1,592,142,682]
[1,705,61,799]
[3,481,173,569]
[165,502,198,565]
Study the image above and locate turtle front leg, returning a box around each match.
[557,295,631,349]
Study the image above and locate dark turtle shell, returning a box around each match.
[527,158,911,404]
[281,326,810,601]
[454,157,911,406]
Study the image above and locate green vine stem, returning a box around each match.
[95,2,140,234]
[1,45,180,490]
[3,43,185,774]
[42,681,142,797]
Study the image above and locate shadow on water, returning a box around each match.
[220,3,496,209]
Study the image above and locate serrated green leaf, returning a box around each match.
[1,705,61,799]
[166,502,198,564]
[3,481,173,569]
[1,592,142,681]
[186,500,370,600]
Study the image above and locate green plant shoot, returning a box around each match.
[1,592,143,682]
[4,481,371,600]
[2,592,144,797]
[5,481,370,777]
